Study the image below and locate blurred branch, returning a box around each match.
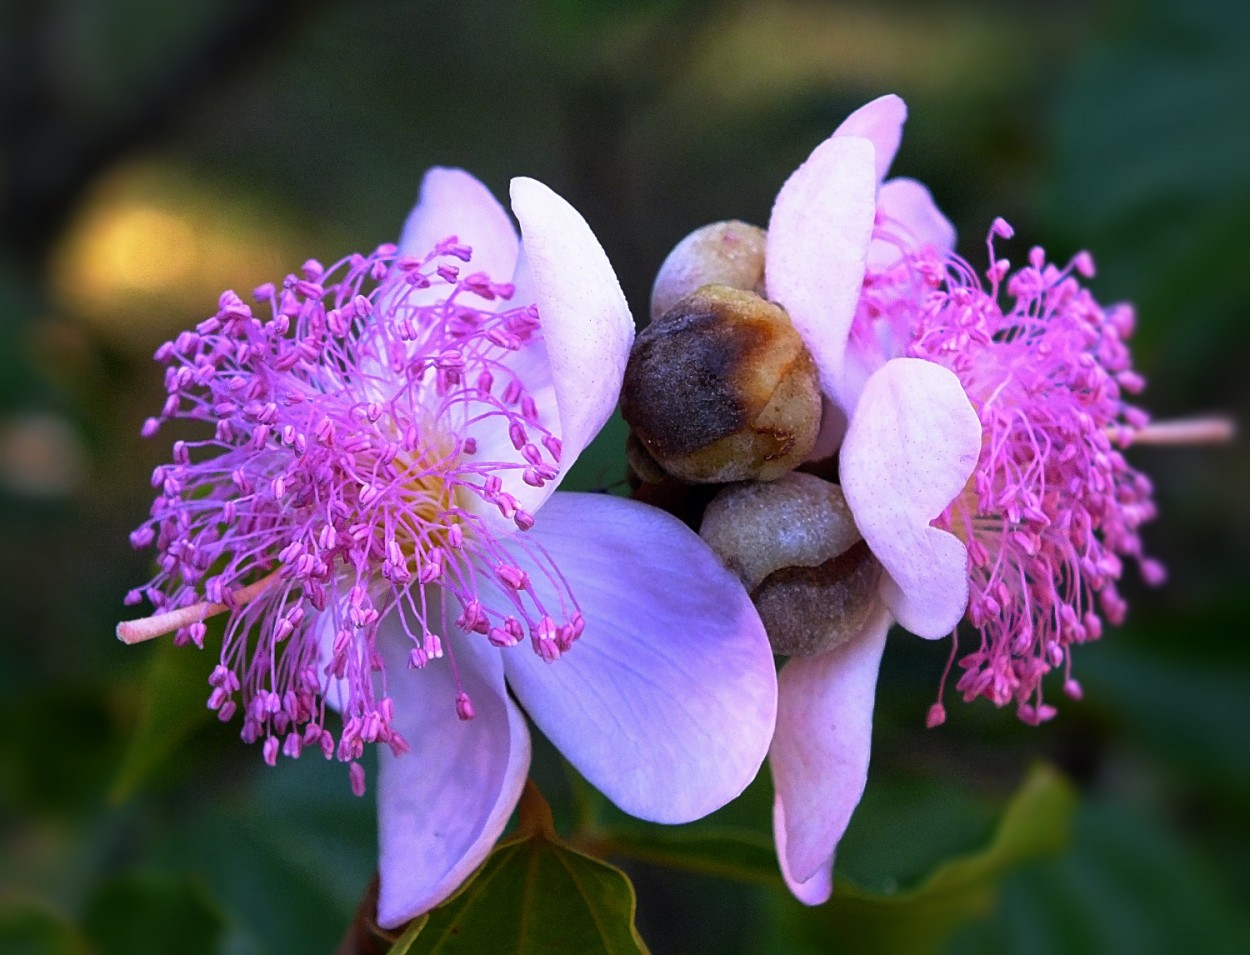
[0,0,327,270]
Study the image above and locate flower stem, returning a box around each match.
[1130,416,1235,445]
[515,778,556,839]
[115,570,279,645]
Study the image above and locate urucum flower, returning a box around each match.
[118,168,778,926]
[763,95,1169,902]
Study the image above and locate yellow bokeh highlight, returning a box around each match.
[78,205,199,295]
[49,161,303,350]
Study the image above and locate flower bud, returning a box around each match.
[700,473,882,657]
[625,431,669,486]
[621,285,822,484]
[651,220,767,323]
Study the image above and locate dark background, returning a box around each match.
[2,0,1247,952]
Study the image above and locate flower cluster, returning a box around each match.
[760,94,1166,903]
[115,102,1212,932]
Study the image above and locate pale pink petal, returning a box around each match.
[765,135,877,411]
[775,797,834,904]
[833,93,907,183]
[770,602,891,895]
[509,177,633,472]
[316,587,361,713]
[398,167,519,281]
[805,396,848,463]
[496,492,777,824]
[314,600,340,705]
[840,358,981,638]
[458,177,633,533]
[868,177,956,269]
[364,169,520,395]
[375,618,531,927]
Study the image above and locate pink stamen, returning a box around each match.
[860,219,1166,723]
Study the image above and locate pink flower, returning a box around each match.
[764,96,1159,902]
[118,168,778,926]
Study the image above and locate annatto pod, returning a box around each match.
[621,284,823,484]
[649,220,768,323]
[700,473,881,657]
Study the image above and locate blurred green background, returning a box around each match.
[2,0,1247,952]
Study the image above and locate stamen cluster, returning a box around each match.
[858,219,1161,722]
[125,241,582,790]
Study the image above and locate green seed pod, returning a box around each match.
[621,285,822,484]
[650,220,768,323]
[700,473,882,657]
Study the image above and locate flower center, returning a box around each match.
[120,238,580,792]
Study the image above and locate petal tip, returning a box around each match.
[834,94,909,182]
[509,182,633,467]
[399,166,519,277]
[765,134,877,406]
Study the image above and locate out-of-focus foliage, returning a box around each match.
[785,765,1074,955]
[2,0,1247,952]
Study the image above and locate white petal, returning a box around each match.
[493,492,778,823]
[771,602,890,895]
[775,796,835,905]
[833,94,907,183]
[375,617,531,927]
[840,358,981,638]
[509,177,634,471]
[868,176,956,269]
[456,329,561,537]
[315,587,357,713]
[766,135,877,412]
[459,177,634,535]
[362,169,520,398]
[398,167,519,281]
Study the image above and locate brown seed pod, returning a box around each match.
[650,220,768,323]
[621,285,822,484]
[700,473,882,657]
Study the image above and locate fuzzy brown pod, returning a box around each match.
[700,473,882,657]
[621,285,822,484]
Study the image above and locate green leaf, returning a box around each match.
[403,786,649,954]
[81,873,224,955]
[596,827,780,887]
[788,763,1076,955]
[110,636,215,801]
